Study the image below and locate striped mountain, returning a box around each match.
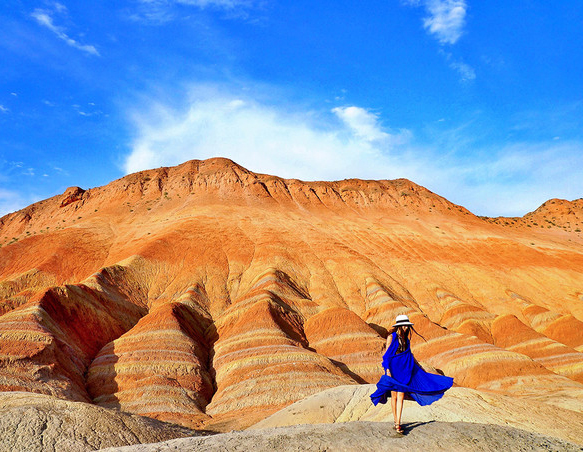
[1,157,583,429]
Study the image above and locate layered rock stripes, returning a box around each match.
[1,158,583,428]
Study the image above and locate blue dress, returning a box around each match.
[370,332,454,406]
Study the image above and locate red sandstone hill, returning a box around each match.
[484,197,583,232]
[1,157,583,430]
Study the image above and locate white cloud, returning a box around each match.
[123,84,583,216]
[132,0,256,23]
[141,0,254,9]
[422,0,467,45]
[449,60,475,81]
[71,103,102,117]
[0,105,9,113]
[405,2,472,80]
[175,0,253,7]
[332,107,388,142]
[51,165,68,175]
[332,106,411,146]
[0,159,67,216]
[443,141,583,216]
[53,2,68,13]
[124,86,415,181]
[405,0,467,45]
[31,9,100,56]
[439,50,476,82]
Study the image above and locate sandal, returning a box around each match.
[394,423,404,434]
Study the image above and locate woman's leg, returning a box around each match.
[390,391,397,425]
[395,391,405,429]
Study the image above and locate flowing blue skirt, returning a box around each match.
[370,365,454,406]
[370,333,454,406]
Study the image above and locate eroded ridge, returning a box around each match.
[0,265,147,402]
[87,288,214,428]
[205,269,356,427]
[1,157,583,429]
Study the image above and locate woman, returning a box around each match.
[370,314,453,434]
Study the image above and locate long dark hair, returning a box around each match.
[388,324,427,352]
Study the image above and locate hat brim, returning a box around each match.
[392,321,414,327]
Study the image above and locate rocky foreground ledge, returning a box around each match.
[2,387,583,452]
[0,392,197,452]
[100,421,581,452]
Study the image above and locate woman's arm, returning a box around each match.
[385,333,393,350]
[383,333,394,376]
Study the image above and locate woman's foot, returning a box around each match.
[394,423,404,434]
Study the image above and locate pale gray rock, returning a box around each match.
[252,384,583,445]
[99,421,582,452]
[0,392,195,452]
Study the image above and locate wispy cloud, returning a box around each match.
[131,0,257,23]
[406,1,473,81]
[73,103,102,117]
[0,188,25,217]
[440,51,476,82]
[0,105,9,113]
[333,106,391,142]
[446,141,583,215]
[0,159,71,216]
[124,84,418,182]
[510,101,583,138]
[53,2,68,13]
[122,83,583,216]
[413,0,468,45]
[51,165,69,175]
[174,0,254,8]
[31,8,100,56]
[449,60,475,81]
[0,161,34,216]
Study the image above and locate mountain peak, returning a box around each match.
[1,157,583,434]
[0,158,473,241]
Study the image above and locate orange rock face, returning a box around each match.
[204,270,355,427]
[1,157,583,429]
[492,314,583,383]
[87,296,214,428]
[304,306,385,383]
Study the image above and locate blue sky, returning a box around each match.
[1,0,582,217]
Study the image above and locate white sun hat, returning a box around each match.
[393,314,414,327]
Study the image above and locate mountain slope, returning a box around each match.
[1,157,583,429]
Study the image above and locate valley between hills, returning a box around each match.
[1,157,583,450]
